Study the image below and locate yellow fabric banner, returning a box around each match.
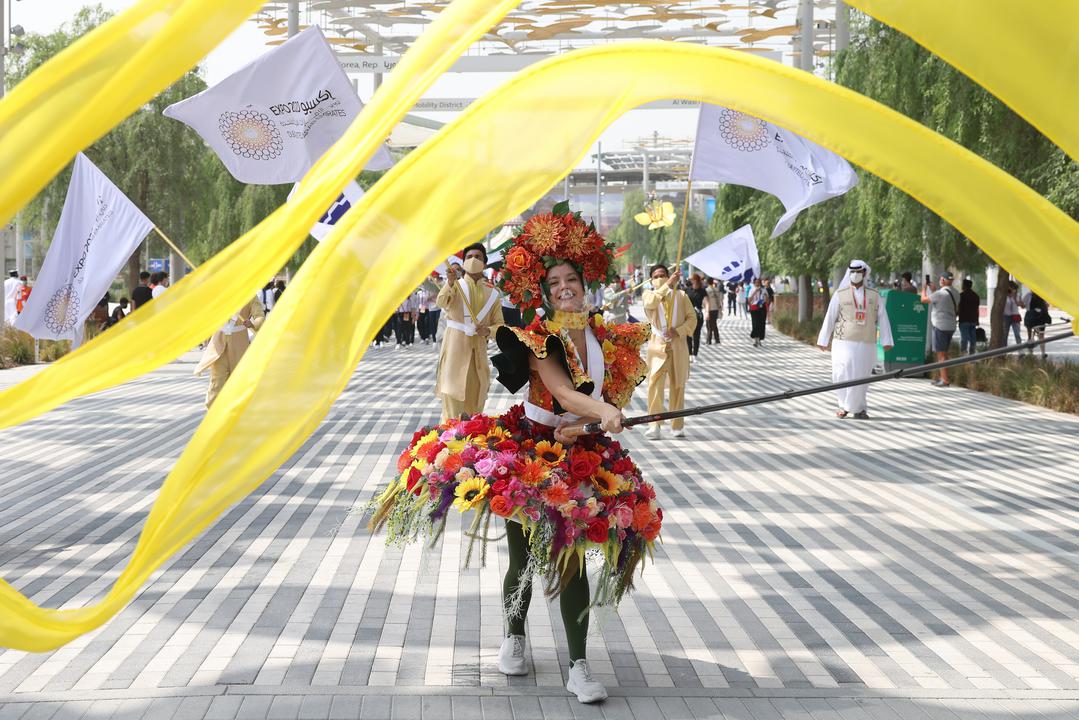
[0,0,265,226]
[5,33,1077,650]
[0,0,524,650]
[848,0,1079,160]
[0,0,520,432]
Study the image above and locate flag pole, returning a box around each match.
[152,225,196,270]
[674,176,693,265]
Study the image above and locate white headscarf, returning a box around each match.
[837,259,870,292]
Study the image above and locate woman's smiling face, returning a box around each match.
[546,262,585,312]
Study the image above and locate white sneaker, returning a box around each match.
[566,659,607,703]
[672,428,685,438]
[644,425,661,440]
[498,635,529,676]
[690,355,695,364]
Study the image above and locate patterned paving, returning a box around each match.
[1,316,1078,719]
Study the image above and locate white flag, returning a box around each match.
[684,224,760,283]
[15,154,153,341]
[690,104,857,237]
[288,180,365,241]
[163,26,392,184]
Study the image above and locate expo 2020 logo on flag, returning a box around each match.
[218,110,284,161]
[44,284,81,335]
[717,109,769,152]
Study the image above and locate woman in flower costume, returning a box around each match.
[369,203,659,703]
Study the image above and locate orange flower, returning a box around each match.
[442,454,464,474]
[489,495,515,518]
[522,214,564,255]
[505,245,537,274]
[543,481,571,506]
[632,501,653,531]
[533,440,566,466]
[520,459,549,486]
[591,468,620,497]
[641,516,662,541]
[562,219,590,259]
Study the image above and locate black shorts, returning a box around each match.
[932,327,955,353]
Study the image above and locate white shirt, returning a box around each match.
[151,285,167,298]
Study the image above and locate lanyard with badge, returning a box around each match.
[850,287,867,326]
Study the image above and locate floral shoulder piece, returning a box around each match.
[501,318,592,392]
[590,314,650,410]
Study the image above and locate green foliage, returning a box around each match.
[711,14,1078,280]
[0,326,35,367]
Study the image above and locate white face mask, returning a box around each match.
[849,271,864,284]
[463,257,485,274]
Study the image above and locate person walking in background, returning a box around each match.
[394,292,417,349]
[1023,290,1052,358]
[15,276,31,315]
[195,296,265,408]
[258,280,277,313]
[764,278,776,324]
[108,298,129,327]
[643,265,697,439]
[272,278,286,305]
[921,271,959,387]
[899,272,918,294]
[1002,281,1023,346]
[957,278,980,355]
[684,273,706,363]
[817,260,893,419]
[603,279,629,324]
[130,272,152,311]
[736,281,748,318]
[746,278,768,347]
[704,277,723,345]
[726,280,738,316]
[4,270,20,324]
[151,271,169,299]
[435,243,503,421]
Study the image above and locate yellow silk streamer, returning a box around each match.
[0,0,524,650]
[0,0,521,432]
[848,0,1079,161]
[6,36,1078,651]
[0,0,265,225]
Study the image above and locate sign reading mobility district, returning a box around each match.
[164,26,392,185]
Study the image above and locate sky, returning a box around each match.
[8,0,703,169]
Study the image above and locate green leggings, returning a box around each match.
[503,521,590,661]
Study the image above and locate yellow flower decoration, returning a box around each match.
[602,339,616,363]
[592,468,621,497]
[480,426,510,447]
[634,200,676,230]
[453,477,490,512]
[533,440,567,466]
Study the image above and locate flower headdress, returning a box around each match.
[497,201,618,322]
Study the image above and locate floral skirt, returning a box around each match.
[367,404,662,608]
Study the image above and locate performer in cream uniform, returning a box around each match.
[195,297,265,408]
[435,243,504,421]
[642,265,697,438]
[817,260,893,419]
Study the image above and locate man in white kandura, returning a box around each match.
[816,260,893,420]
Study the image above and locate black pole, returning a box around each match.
[583,326,1074,433]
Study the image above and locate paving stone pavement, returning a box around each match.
[1,316,1078,720]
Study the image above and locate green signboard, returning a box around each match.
[878,289,928,369]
